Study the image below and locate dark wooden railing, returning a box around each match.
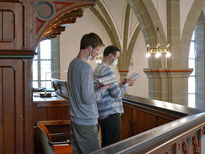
[93,94,205,154]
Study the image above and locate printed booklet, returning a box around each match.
[96,74,118,85]
[96,72,141,85]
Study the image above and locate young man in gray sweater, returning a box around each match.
[67,33,110,154]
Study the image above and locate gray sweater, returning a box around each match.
[67,57,106,125]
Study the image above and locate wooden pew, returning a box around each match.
[33,79,70,125]
[34,120,72,154]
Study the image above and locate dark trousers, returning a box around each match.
[99,113,121,147]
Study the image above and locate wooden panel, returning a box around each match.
[3,11,14,41]
[56,107,70,120]
[121,101,180,140]
[157,116,171,126]
[0,3,22,49]
[23,59,33,154]
[0,59,30,154]
[0,68,3,154]
[15,61,23,154]
[47,107,58,120]
[0,12,2,41]
[33,104,70,125]
[134,110,156,134]
[33,105,47,125]
[121,104,132,140]
[3,67,15,154]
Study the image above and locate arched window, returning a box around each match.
[33,38,60,89]
[188,31,196,108]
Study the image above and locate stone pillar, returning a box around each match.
[51,37,60,79]
[167,0,187,68]
[144,69,192,105]
[195,13,205,109]
[119,70,129,81]
[144,0,193,106]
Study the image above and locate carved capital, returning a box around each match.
[143,68,193,78]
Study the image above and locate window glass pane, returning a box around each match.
[41,61,51,80]
[33,81,38,88]
[33,60,38,80]
[188,77,195,93]
[40,39,51,59]
[188,94,195,108]
[191,31,195,40]
[33,54,38,60]
[188,31,196,109]
[188,58,195,75]
[189,42,195,58]
[34,47,39,60]
[41,81,52,88]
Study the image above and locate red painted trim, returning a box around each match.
[144,69,193,73]
[36,17,45,34]
[182,141,188,154]
[192,135,201,153]
[119,70,129,72]
[53,2,74,12]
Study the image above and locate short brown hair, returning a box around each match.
[103,45,120,57]
[80,33,104,49]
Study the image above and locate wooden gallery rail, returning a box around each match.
[93,95,205,154]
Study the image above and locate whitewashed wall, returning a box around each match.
[60,9,112,79]
[127,31,148,98]
[59,8,149,98]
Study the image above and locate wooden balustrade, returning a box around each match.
[32,83,205,154]
[93,94,205,154]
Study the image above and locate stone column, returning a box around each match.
[195,13,205,109]
[144,0,193,106]
[119,70,129,81]
[144,68,192,106]
[51,37,60,79]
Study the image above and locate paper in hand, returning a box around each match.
[126,72,141,79]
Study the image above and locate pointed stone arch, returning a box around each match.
[127,0,164,47]
[127,0,167,68]
[181,0,205,58]
[90,1,121,49]
[90,1,141,78]
[142,0,166,45]
[118,4,141,76]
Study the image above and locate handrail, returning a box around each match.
[92,95,205,154]
[123,94,203,115]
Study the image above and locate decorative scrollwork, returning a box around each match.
[192,135,200,154]
[182,141,188,154]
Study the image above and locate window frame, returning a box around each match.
[33,38,60,89]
